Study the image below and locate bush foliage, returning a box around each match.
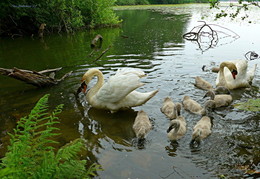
[0,0,121,36]
[0,94,101,179]
[115,0,209,5]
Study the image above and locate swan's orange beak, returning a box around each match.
[231,69,238,79]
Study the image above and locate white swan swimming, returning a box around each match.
[216,60,257,90]
[80,68,159,112]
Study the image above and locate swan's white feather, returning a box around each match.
[83,68,158,112]
[96,69,145,103]
[216,59,257,89]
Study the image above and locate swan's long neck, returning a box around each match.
[84,69,104,101]
[218,62,229,87]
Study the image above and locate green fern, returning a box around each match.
[0,94,101,179]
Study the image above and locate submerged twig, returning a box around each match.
[92,45,111,62]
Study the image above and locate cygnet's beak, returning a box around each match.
[231,69,238,79]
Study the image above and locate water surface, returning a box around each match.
[0,4,259,178]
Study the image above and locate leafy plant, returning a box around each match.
[209,0,260,21]
[0,0,121,36]
[234,98,260,112]
[0,94,101,178]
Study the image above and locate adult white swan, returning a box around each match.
[216,59,257,90]
[80,68,159,113]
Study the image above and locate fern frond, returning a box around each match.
[0,94,100,179]
[56,138,85,161]
[86,163,103,177]
[0,167,15,178]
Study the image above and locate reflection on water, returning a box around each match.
[87,107,136,147]
[0,4,260,179]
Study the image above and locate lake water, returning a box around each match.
[0,4,259,178]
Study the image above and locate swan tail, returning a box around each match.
[136,90,159,105]
[123,89,158,108]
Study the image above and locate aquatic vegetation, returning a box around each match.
[0,94,101,179]
[234,98,260,112]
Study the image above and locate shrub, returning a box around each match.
[0,0,121,36]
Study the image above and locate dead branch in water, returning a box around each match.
[0,67,72,88]
[92,45,111,62]
[183,21,239,52]
[245,51,259,61]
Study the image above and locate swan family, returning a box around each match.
[79,59,257,145]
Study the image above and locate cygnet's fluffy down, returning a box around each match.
[194,76,213,91]
[182,96,215,116]
[204,90,232,108]
[167,116,187,141]
[190,116,212,145]
[166,103,186,141]
[133,110,152,139]
[161,97,181,119]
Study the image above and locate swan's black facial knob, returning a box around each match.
[231,69,238,79]
[77,82,87,94]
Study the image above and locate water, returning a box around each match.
[0,4,259,178]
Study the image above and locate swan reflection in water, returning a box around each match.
[86,107,137,148]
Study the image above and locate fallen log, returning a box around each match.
[0,67,72,88]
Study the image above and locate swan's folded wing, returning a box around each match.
[115,68,146,78]
[96,69,145,103]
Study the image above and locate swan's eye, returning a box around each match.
[231,69,238,79]
[232,69,238,75]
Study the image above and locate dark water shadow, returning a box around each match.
[86,107,137,147]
